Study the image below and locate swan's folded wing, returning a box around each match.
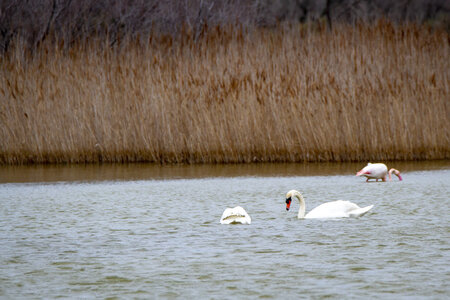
[305,201,370,219]
[220,206,251,224]
[349,205,374,218]
[220,208,234,224]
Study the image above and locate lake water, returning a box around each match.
[1,161,449,299]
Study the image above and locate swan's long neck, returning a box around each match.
[294,191,306,218]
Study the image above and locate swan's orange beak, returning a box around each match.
[285,197,292,211]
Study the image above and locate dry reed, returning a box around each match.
[0,22,449,164]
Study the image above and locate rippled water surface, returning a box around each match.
[1,162,449,299]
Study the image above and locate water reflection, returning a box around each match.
[0,160,449,183]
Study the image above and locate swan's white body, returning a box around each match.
[285,190,373,219]
[356,163,403,182]
[220,206,251,224]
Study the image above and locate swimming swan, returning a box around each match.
[285,190,373,219]
[220,206,251,224]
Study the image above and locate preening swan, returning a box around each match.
[356,163,403,182]
[285,190,373,219]
[220,206,251,224]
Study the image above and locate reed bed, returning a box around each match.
[0,22,449,164]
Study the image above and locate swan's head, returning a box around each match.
[285,190,299,211]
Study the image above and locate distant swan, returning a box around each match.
[220,206,251,224]
[285,190,373,219]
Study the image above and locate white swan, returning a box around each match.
[220,206,251,224]
[285,190,373,219]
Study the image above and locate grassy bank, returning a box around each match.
[0,22,449,164]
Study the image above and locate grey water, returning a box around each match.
[0,161,449,299]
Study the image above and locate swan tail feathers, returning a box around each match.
[349,205,374,218]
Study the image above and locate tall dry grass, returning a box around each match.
[0,22,449,164]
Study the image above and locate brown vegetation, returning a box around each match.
[0,21,449,164]
[1,0,449,54]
